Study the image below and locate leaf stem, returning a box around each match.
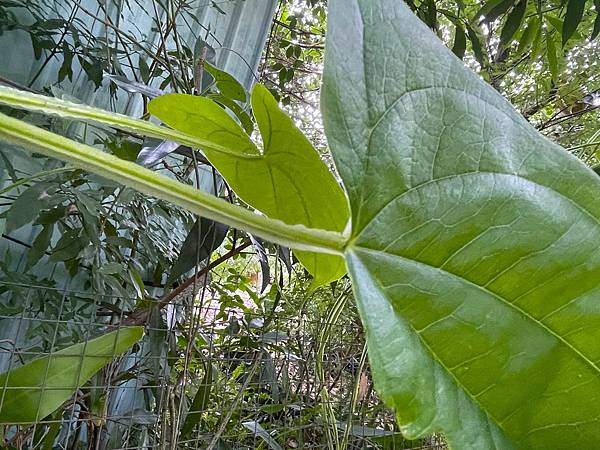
[0,167,74,196]
[0,86,259,160]
[0,112,347,255]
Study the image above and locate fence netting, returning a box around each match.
[0,279,447,450]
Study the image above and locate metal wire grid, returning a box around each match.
[0,280,447,450]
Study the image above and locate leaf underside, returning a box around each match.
[323,1,600,449]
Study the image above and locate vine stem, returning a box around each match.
[0,85,256,159]
[0,111,347,255]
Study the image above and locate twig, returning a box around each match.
[120,241,252,326]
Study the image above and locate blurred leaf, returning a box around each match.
[336,422,401,438]
[99,262,124,275]
[139,56,151,84]
[168,217,228,283]
[516,16,539,55]
[80,56,104,89]
[477,0,514,23]
[546,15,563,34]
[499,0,527,48]
[466,25,486,67]
[136,140,179,167]
[106,138,142,162]
[204,62,246,102]
[209,93,254,134]
[241,421,283,450]
[592,0,600,40]
[193,38,216,64]
[6,182,54,233]
[0,327,143,423]
[562,0,587,45]
[249,234,270,293]
[57,42,72,82]
[181,364,214,436]
[26,223,53,269]
[547,32,559,79]
[48,228,88,262]
[420,0,437,29]
[451,24,467,59]
[105,74,164,98]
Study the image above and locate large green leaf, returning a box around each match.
[149,85,349,287]
[0,327,143,423]
[322,1,600,449]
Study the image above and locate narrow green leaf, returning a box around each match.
[473,0,506,20]
[168,217,228,283]
[6,182,54,233]
[477,0,514,23]
[139,56,150,84]
[149,85,350,287]
[323,0,600,448]
[547,32,559,79]
[546,14,564,34]
[452,24,467,59]
[466,25,487,67]
[241,421,283,450]
[499,0,528,48]
[208,93,254,134]
[225,101,256,134]
[562,0,587,45]
[420,0,437,29]
[0,327,143,423]
[26,223,53,269]
[181,364,213,436]
[516,16,540,55]
[592,1,600,40]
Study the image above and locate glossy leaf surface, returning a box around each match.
[0,327,143,423]
[322,1,600,448]
[149,85,349,287]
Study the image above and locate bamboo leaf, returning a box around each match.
[476,0,514,23]
[547,32,559,80]
[592,1,600,40]
[562,0,588,46]
[499,0,528,48]
[452,23,467,59]
[181,364,214,436]
[168,217,228,283]
[0,328,143,423]
[516,16,540,55]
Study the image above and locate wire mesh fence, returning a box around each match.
[0,280,447,450]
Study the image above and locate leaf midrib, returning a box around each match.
[350,246,515,447]
[351,245,600,380]
[355,171,600,246]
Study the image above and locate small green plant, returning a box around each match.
[1,1,600,448]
